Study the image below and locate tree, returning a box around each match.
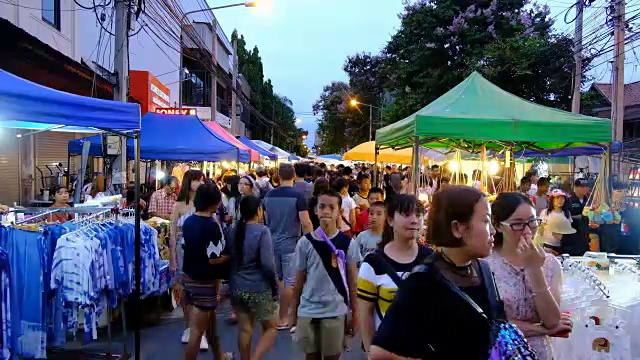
[313,81,363,154]
[380,0,574,122]
[231,30,298,150]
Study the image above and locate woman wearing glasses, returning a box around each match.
[488,192,571,360]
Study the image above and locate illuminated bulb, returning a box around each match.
[488,160,499,175]
[418,192,428,203]
[448,162,459,173]
[156,170,166,179]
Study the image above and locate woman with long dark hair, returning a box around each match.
[488,192,569,360]
[169,169,206,348]
[226,195,278,360]
[224,175,242,224]
[357,194,432,355]
[370,186,515,359]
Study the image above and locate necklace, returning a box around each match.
[440,252,474,276]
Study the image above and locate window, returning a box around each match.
[42,0,60,30]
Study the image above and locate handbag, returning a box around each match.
[431,259,538,360]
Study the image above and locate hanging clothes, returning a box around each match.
[0,247,15,360]
[0,217,162,358]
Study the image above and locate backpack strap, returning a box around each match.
[477,259,503,320]
[304,232,350,305]
[367,249,403,286]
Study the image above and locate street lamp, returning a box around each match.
[349,98,383,142]
[178,1,258,110]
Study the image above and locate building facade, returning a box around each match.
[0,0,250,206]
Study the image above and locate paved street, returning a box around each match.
[65,304,368,360]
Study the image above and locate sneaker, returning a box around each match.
[199,336,209,350]
[181,328,190,344]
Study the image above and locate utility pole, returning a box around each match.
[611,0,625,142]
[112,0,129,189]
[113,0,138,358]
[369,106,373,141]
[231,39,238,135]
[571,0,584,113]
[271,98,275,144]
[211,17,219,124]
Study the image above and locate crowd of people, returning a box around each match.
[0,160,589,359]
[137,161,587,360]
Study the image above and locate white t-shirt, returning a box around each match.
[340,195,356,231]
[539,209,572,247]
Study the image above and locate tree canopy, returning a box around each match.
[231,30,301,154]
[314,0,584,153]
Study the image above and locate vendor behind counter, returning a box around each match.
[48,185,74,223]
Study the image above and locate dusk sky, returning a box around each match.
[214,0,405,148]
[215,0,637,150]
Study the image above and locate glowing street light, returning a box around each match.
[348,98,382,141]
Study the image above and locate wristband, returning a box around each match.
[532,286,551,296]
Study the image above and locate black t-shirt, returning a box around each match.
[372,262,495,359]
[182,214,223,281]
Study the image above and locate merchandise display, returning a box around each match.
[553,256,640,359]
[0,208,164,359]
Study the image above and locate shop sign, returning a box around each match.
[130,70,171,114]
[155,108,197,116]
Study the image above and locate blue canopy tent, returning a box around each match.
[70,114,250,162]
[238,136,278,160]
[511,142,623,158]
[318,154,343,161]
[0,69,144,359]
[68,135,135,158]
[252,139,299,161]
[139,113,250,162]
[0,70,140,131]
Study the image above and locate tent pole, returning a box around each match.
[133,131,141,360]
[373,145,379,187]
[412,136,420,195]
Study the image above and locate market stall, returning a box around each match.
[238,136,278,161]
[375,71,612,193]
[203,121,260,162]
[252,139,300,162]
[343,140,462,164]
[0,69,144,359]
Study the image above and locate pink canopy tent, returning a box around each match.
[203,121,260,162]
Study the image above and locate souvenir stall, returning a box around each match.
[0,69,145,359]
[553,255,640,359]
[375,72,612,195]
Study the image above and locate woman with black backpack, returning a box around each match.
[370,186,537,360]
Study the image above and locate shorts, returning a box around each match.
[181,275,218,311]
[231,290,277,322]
[295,316,345,356]
[275,252,296,287]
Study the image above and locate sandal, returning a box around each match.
[276,323,290,330]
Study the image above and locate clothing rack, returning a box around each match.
[8,207,130,359]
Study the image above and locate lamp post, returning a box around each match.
[349,99,382,142]
[178,1,257,111]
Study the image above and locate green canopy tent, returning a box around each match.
[375,72,612,153]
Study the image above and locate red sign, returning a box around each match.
[155,108,197,116]
[130,71,171,115]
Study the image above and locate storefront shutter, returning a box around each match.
[0,128,20,206]
[35,132,77,187]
